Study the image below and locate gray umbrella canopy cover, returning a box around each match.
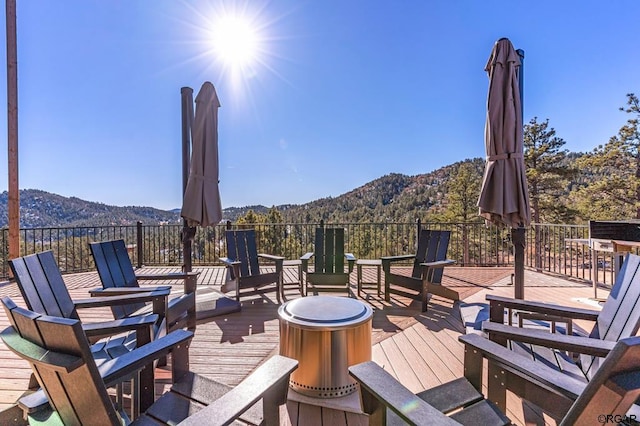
[478,38,531,228]
[181,81,223,227]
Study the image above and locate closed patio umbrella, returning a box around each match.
[181,81,223,227]
[180,82,240,319]
[478,38,531,298]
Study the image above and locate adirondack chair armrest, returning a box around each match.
[81,314,158,340]
[345,253,356,273]
[300,252,314,272]
[482,322,616,358]
[89,286,172,296]
[177,355,299,426]
[74,289,170,309]
[98,329,194,388]
[258,253,285,262]
[258,254,284,277]
[136,271,200,295]
[219,257,240,267]
[348,361,456,425]
[458,334,585,401]
[486,294,601,322]
[76,291,168,329]
[421,259,455,269]
[381,255,416,274]
[219,258,242,283]
[135,271,200,281]
[300,252,314,261]
[17,391,48,414]
[381,254,416,263]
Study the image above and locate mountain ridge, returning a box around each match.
[0,157,483,227]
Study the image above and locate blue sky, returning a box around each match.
[0,1,639,210]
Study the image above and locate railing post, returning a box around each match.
[463,223,470,267]
[136,221,143,268]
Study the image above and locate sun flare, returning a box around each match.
[185,2,286,99]
[211,15,259,69]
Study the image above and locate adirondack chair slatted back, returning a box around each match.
[9,251,80,320]
[90,240,139,288]
[411,229,451,283]
[314,228,345,274]
[90,240,148,319]
[225,229,261,278]
[563,335,640,425]
[1,297,123,426]
[582,253,640,379]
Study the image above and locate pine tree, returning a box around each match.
[574,94,640,219]
[433,161,483,265]
[524,117,577,223]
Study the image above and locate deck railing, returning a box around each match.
[0,221,627,287]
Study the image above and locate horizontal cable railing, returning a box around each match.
[1,221,628,289]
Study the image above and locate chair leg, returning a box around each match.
[276,273,282,304]
[421,287,429,312]
[384,276,391,302]
[298,264,304,297]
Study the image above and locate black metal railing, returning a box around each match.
[1,221,629,287]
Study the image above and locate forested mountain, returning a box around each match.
[0,159,485,228]
[0,148,619,228]
[0,189,181,227]
[275,159,487,223]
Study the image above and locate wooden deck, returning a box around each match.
[0,265,603,425]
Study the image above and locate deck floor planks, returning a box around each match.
[371,343,393,373]
[402,325,460,384]
[0,265,601,425]
[378,334,424,393]
[296,403,323,426]
[345,410,369,426]
[386,330,445,390]
[319,406,349,426]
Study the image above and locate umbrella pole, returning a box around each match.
[7,0,19,270]
[514,48,526,299]
[181,87,195,273]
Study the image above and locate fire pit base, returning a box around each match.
[287,387,363,413]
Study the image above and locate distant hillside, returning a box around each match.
[0,157,503,227]
[0,189,182,228]
[276,158,486,223]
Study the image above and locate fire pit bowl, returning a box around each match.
[278,295,373,398]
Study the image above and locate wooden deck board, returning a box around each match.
[0,265,601,425]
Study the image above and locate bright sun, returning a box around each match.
[211,15,259,70]
[195,4,278,94]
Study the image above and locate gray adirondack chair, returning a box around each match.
[8,250,168,415]
[89,239,201,332]
[382,229,456,311]
[220,229,285,303]
[483,252,640,383]
[91,239,241,323]
[349,333,640,425]
[301,227,356,296]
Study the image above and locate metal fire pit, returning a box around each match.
[278,296,372,398]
